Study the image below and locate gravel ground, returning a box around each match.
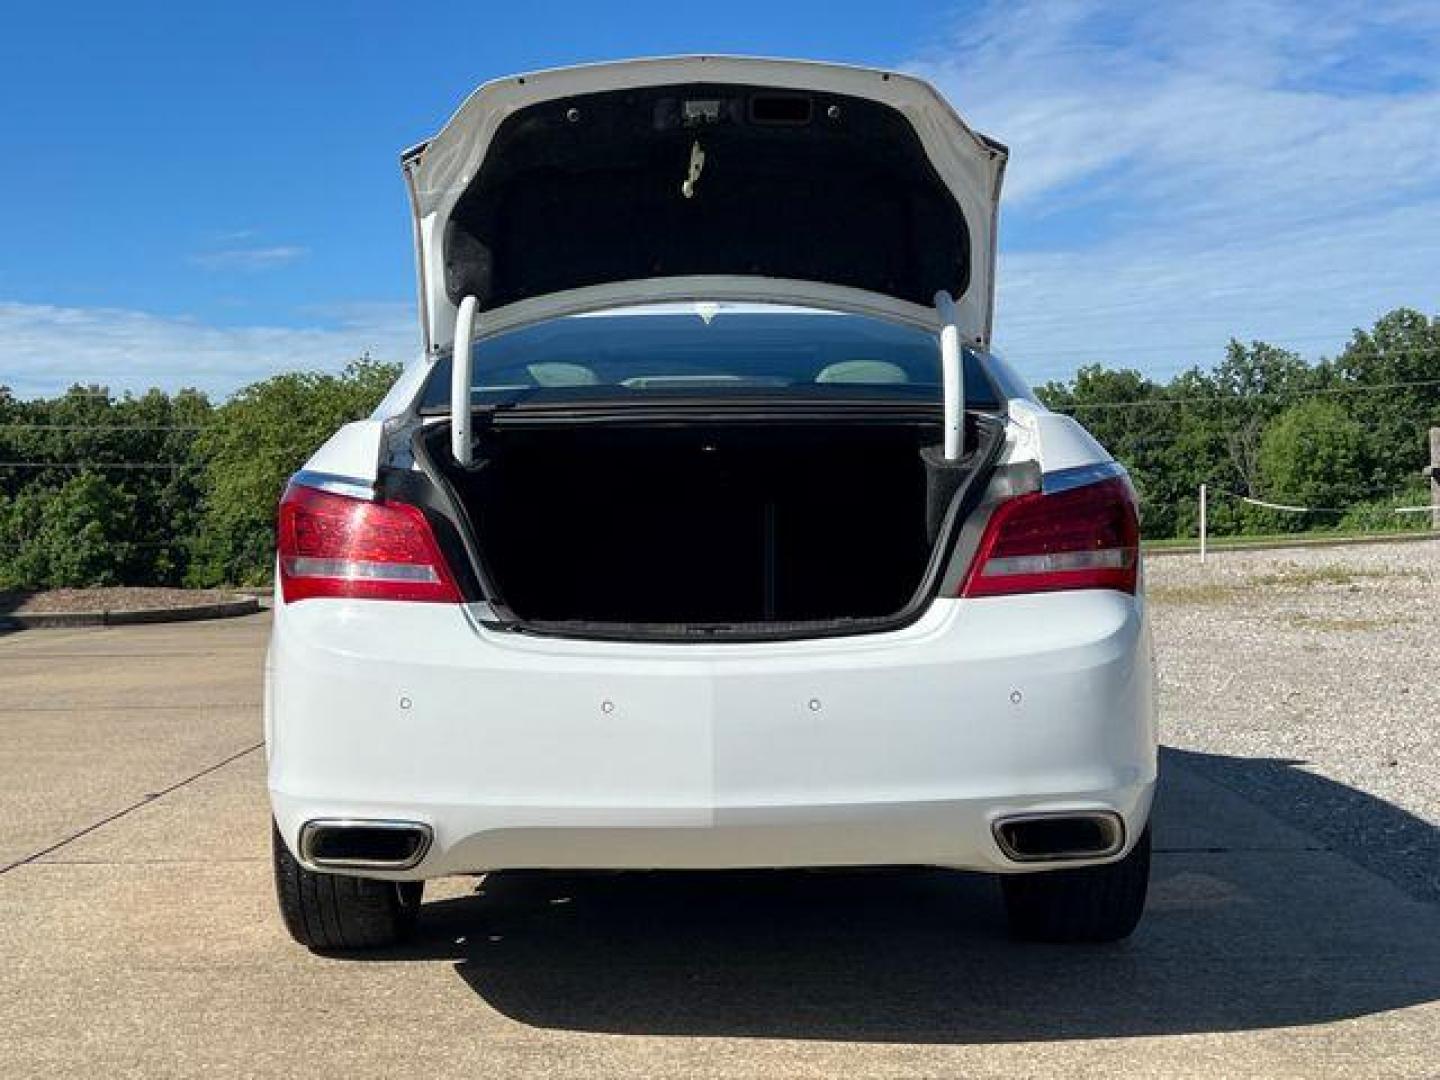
[1147,537,1439,902]
[0,587,246,614]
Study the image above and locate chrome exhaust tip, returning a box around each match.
[299,819,433,871]
[993,811,1125,863]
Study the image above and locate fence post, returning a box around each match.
[1199,483,1208,564]
[1430,428,1439,531]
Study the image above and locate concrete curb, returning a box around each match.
[0,595,260,630]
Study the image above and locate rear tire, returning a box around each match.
[1001,824,1150,943]
[272,822,422,951]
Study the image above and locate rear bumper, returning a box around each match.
[267,592,1157,878]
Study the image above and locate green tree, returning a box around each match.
[188,358,401,586]
[0,471,139,588]
[1258,398,1370,523]
[1327,308,1440,491]
[1198,340,1317,498]
[0,385,214,587]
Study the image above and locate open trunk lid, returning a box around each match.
[401,57,1007,353]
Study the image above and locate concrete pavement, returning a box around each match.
[1,614,1436,1077]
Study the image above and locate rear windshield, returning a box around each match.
[418,308,1002,412]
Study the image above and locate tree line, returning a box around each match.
[0,359,400,590]
[0,308,1435,590]
[1034,307,1437,539]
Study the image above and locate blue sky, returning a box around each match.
[2,0,1437,397]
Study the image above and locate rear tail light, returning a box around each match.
[277,483,461,604]
[961,475,1139,597]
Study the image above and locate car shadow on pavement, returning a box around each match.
[372,747,1440,1043]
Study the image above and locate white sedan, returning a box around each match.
[266,57,1157,951]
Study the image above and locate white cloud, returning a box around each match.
[0,300,417,400]
[908,0,1440,382]
[994,201,1439,379]
[188,245,309,271]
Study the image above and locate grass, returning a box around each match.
[1147,582,1245,605]
[1148,563,1425,606]
[1145,526,1434,553]
[1251,564,1421,588]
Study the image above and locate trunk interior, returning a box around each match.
[428,413,994,636]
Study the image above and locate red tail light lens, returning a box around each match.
[277,484,461,604]
[961,476,1139,597]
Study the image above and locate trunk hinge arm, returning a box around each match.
[935,291,965,461]
[451,295,479,467]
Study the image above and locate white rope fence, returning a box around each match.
[1195,485,1436,562]
[1235,495,1434,515]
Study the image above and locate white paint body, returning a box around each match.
[266,361,1157,878]
[266,58,1157,879]
[268,584,1155,878]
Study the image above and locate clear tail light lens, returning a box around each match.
[961,475,1140,597]
[277,483,461,604]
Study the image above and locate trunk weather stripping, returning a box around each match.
[462,600,505,629]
